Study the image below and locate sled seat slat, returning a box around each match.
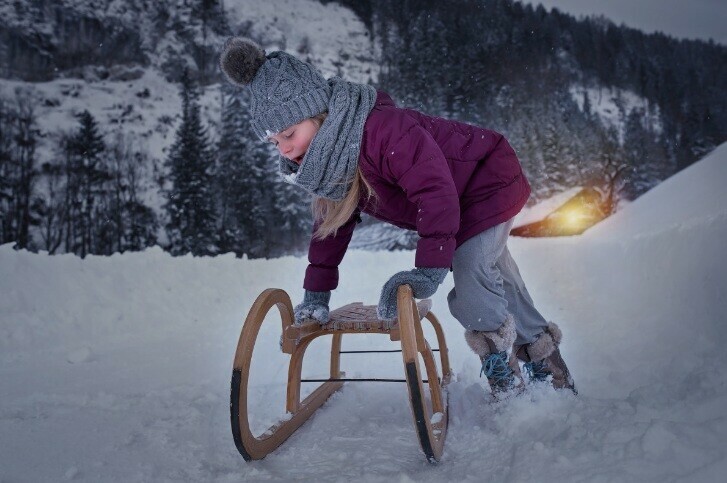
[284,300,432,345]
[327,300,431,329]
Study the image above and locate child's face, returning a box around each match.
[269,118,321,165]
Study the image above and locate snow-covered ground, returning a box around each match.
[1,144,726,482]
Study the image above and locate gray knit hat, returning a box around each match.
[219,37,332,140]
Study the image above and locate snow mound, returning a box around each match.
[586,142,727,239]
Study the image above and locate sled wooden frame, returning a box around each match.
[230,285,451,463]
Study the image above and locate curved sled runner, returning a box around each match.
[230,285,452,463]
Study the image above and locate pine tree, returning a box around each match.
[269,179,311,257]
[0,99,14,245]
[582,90,592,118]
[622,108,669,198]
[215,84,311,258]
[0,92,41,249]
[36,161,64,254]
[108,133,158,253]
[192,0,229,42]
[64,110,108,257]
[40,125,156,256]
[591,127,629,215]
[10,96,40,249]
[216,84,268,256]
[164,70,219,256]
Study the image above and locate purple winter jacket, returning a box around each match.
[303,91,531,292]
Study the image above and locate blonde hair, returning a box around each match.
[310,111,327,128]
[306,111,378,240]
[312,168,377,240]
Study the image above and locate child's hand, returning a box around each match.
[376,267,449,321]
[293,290,331,324]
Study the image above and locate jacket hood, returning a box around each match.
[375,90,396,107]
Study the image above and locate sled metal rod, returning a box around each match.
[301,378,429,383]
[340,349,401,353]
[339,349,440,353]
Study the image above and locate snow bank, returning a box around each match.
[585,142,727,239]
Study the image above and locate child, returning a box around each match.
[220,37,576,395]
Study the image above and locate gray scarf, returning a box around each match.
[279,78,377,201]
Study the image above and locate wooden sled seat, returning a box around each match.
[231,287,451,463]
[325,299,431,329]
[283,300,432,350]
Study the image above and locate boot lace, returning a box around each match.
[524,360,549,382]
[480,351,514,389]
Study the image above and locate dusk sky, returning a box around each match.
[524,0,727,45]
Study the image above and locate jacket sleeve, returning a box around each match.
[384,121,460,268]
[303,209,361,291]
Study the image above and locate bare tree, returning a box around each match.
[108,132,157,252]
[587,128,630,216]
[37,162,65,254]
[0,89,40,249]
[12,91,40,248]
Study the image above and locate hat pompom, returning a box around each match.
[219,37,266,86]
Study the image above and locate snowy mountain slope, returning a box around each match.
[0,0,378,216]
[570,85,662,141]
[0,69,207,162]
[0,0,377,82]
[225,0,378,84]
[0,70,225,212]
[1,146,726,480]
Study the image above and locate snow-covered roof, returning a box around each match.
[512,187,583,228]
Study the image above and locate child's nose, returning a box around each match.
[278,142,293,157]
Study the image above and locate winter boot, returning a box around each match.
[464,314,524,396]
[515,322,576,394]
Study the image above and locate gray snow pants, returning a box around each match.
[447,217,549,346]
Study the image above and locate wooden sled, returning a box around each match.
[230,285,452,463]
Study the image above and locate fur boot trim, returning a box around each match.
[464,313,517,357]
[526,322,562,362]
[548,321,563,346]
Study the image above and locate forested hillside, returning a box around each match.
[1,0,724,257]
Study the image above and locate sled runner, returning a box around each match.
[230,285,451,463]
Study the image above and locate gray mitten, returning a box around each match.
[377,267,449,321]
[293,290,331,324]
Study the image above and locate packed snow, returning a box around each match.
[1,144,726,481]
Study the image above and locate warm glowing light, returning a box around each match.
[558,208,586,229]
